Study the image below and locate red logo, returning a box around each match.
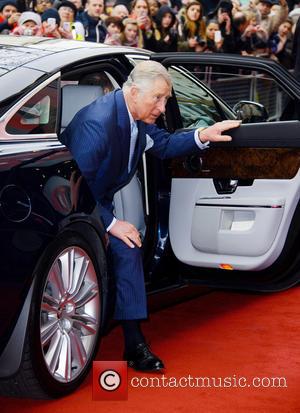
[93,361,128,400]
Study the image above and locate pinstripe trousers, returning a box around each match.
[107,234,147,320]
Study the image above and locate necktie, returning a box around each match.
[128,120,138,172]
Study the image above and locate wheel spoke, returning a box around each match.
[56,333,72,382]
[73,281,98,308]
[69,330,87,369]
[49,262,66,299]
[44,330,64,374]
[58,249,75,293]
[41,319,60,346]
[68,256,89,298]
[72,313,97,325]
[72,317,97,336]
[41,293,59,313]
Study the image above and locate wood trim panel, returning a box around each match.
[170,148,300,180]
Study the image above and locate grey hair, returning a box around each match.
[123,61,172,93]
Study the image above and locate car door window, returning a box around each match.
[5,79,58,135]
[168,66,224,129]
[182,64,292,121]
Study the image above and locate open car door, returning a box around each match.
[150,53,300,291]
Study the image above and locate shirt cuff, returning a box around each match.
[106,217,117,232]
[194,129,210,149]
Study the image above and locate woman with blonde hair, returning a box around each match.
[178,0,206,52]
[121,17,139,47]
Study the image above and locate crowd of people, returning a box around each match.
[0,0,300,69]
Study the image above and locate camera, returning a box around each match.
[23,28,33,36]
[195,36,206,46]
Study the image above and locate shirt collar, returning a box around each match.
[125,99,135,127]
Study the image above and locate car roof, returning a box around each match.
[0,36,149,74]
[0,36,150,102]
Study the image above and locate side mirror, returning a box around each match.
[233,101,269,123]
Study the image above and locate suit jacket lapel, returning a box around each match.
[127,120,146,181]
[115,89,131,173]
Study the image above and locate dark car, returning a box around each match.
[1,36,300,399]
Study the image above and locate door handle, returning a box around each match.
[213,179,238,194]
[184,155,202,173]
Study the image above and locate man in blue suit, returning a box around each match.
[61,61,240,372]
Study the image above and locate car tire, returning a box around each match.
[0,230,105,399]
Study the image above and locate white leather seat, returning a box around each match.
[61,84,104,131]
[61,84,146,237]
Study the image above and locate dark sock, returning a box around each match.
[121,320,145,353]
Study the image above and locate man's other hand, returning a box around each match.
[109,220,142,248]
[199,120,242,144]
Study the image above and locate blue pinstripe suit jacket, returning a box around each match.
[60,89,200,229]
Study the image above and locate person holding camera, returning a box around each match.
[152,5,178,52]
[0,0,20,34]
[205,19,224,52]
[57,0,85,40]
[10,10,42,35]
[40,7,61,37]
[129,0,156,50]
[178,0,207,52]
[208,0,235,53]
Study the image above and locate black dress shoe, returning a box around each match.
[124,343,165,372]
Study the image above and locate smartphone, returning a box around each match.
[214,30,222,43]
[47,17,56,29]
[23,28,33,36]
[63,22,71,31]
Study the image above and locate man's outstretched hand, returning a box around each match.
[199,120,242,144]
[109,219,142,248]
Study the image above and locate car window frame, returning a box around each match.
[0,72,60,142]
[167,65,236,129]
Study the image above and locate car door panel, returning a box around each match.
[150,53,300,273]
[169,172,300,271]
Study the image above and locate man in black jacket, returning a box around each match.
[76,0,107,42]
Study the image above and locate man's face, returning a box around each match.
[2,4,17,18]
[86,0,104,18]
[35,0,53,14]
[148,0,159,16]
[132,78,171,124]
[257,1,272,17]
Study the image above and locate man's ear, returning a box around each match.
[129,85,139,102]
